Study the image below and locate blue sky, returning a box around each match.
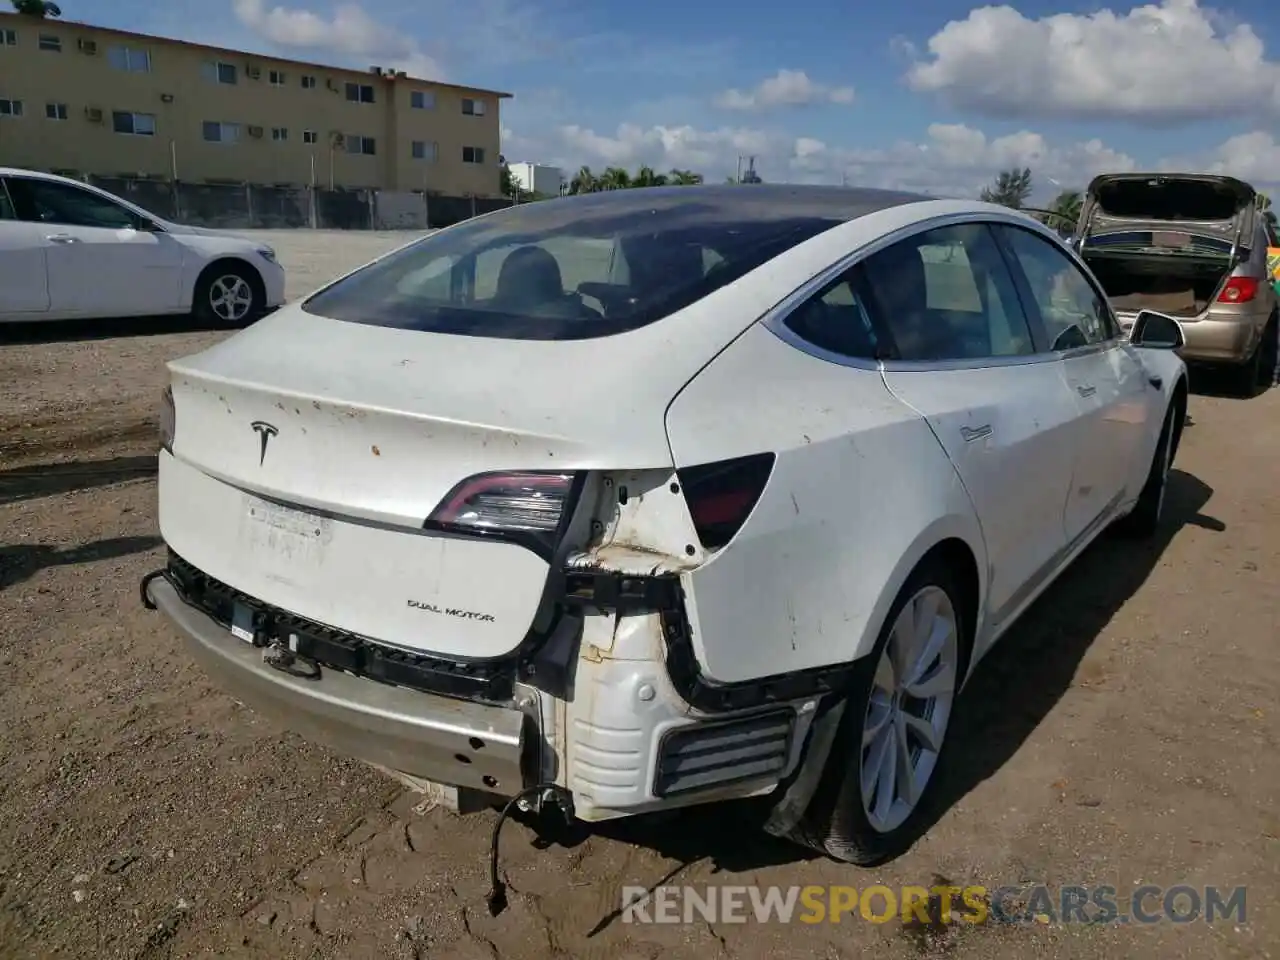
[92,0,1280,198]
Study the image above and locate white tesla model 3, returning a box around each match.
[142,184,1187,874]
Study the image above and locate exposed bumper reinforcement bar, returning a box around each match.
[143,576,529,796]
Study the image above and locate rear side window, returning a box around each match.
[782,270,880,360]
[302,195,844,341]
[861,223,1036,362]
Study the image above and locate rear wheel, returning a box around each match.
[194,263,261,327]
[794,560,968,865]
[1117,397,1180,539]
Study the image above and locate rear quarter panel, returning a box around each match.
[663,322,987,685]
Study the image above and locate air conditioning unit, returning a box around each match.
[247,125,264,138]
[370,65,383,75]
[246,64,262,79]
[329,131,345,147]
[84,106,103,123]
[77,38,97,54]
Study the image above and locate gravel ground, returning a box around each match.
[1,232,1278,959]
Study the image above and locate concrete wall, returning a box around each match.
[0,11,506,196]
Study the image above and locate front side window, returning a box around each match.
[10,178,139,229]
[862,222,1036,362]
[997,224,1116,349]
[302,193,845,340]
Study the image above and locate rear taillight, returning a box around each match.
[159,386,175,453]
[427,472,574,543]
[677,453,775,550]
[1217,276,1259,303]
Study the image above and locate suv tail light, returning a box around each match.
[428,472,575,547]
[1217,276,1259,303]
[677,453,775,550]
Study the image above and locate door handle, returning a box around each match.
[1076,384,1096,398]
[960,425,992,442]
[46,234,81,244]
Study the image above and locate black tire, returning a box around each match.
[791,557,971,866]
[1116,397,1180,539]
[193,262,262,328]
[1261,313,1279,391]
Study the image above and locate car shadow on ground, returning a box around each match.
[0,315,245,344]
[917,467,1222,838]
[0,456,157,507]
[0,536,163,592]
[1186,365,1278,399]
[530,469,1223,900]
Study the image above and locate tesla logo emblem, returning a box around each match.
[250,421,278,466]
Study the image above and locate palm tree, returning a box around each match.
[631,165,669,188]
[599,167,631,191]
[669,169,703,186]
[1045,189,1083,230]
[980,167,1033,209]
[567,166,597,195]
[11,0,62,16]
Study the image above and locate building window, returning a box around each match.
[411,140,438,161]
[38,34,61,52]
[202,61,237,84]
[1,29,17,46]
[271,127,288,141]
[108,45,151,72]
[302,129,317,144]
[410,90,435,110]
[0,99,23,118]
[345,82,375,104]
[112,111,156,136]
[202,120,241,143]
[344,134,376,155]
[45,102,68,120]
[269,69,286,86]
[462,145,486,164]
[461,97,486,116]
[301,74,316,89]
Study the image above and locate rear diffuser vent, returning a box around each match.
[653,709,794,797]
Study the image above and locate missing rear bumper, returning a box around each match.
[142,572,533,796]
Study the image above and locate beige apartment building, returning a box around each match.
[0,12,510,197]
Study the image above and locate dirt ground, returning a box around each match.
[2,232,1278,960]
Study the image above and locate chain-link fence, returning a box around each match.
[86,176,511,231]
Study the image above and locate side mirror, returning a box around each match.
[1129,310,1185,350]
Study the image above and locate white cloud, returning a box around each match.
[510,120,1139,198]
[1161,131,1280,186]
[905,0,1280,124]
[714,69,855,111]
[231,0,445,80]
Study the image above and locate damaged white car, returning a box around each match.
[141,185,1187,908]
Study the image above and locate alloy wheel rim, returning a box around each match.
[209,275,253,321]
[860,585,959,834]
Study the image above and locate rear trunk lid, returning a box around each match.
[160,306,705,661]
[1077,173,1257,246]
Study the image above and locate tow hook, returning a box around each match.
[263,639,321,681]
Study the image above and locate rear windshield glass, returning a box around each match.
[1095,180,1248,222]
[301,188,873,340]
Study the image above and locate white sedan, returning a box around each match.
[0,167,285,325]
[141,185,1187,884]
